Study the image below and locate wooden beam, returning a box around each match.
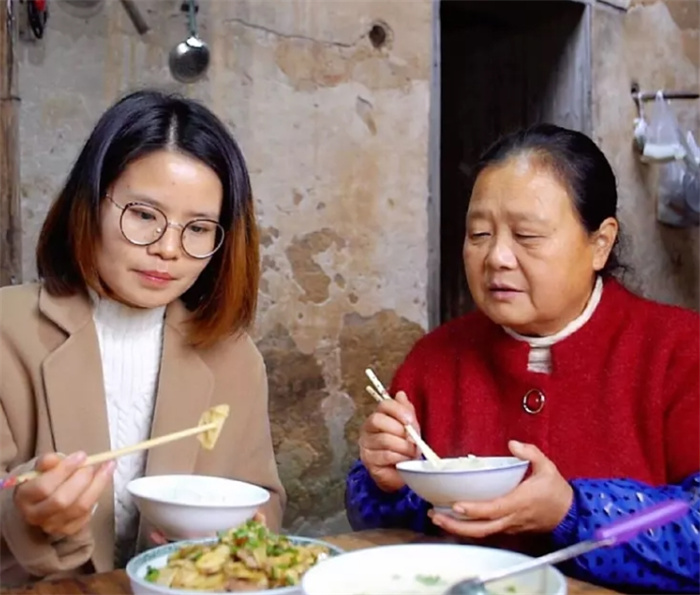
[0,0,21,286]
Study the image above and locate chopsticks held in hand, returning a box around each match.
[0,404,230,491]
[364,368,442,467]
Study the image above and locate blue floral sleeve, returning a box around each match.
[345,459,431,533]
[552,473,700,593]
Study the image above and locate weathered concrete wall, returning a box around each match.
[17,0,699,534]
[18,0,431,534]
[592,0,699,308]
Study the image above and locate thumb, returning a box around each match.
[149,530,169,545]
[508,440,548,471]
[34,453,66,472]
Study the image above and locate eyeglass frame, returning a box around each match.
[106,194,225,260]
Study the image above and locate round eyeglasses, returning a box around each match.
[107,195,225,259]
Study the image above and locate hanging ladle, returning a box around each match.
[169,0,210,84]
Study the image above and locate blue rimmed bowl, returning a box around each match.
[397,457,530,517]
[127,535,344,595]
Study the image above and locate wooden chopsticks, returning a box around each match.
[0,404,230,490]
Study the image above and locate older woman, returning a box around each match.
[346,124,699,593]
[0,90,285,584]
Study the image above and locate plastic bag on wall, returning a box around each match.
[657,160,697,226]
[642,91,686,163]
[682,132,700,219]
[645,92,698,227]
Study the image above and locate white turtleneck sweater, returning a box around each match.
[90,293,165,568]
[503,277,604,374]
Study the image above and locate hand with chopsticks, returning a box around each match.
[13,452,115,538]
[359,388,421,493]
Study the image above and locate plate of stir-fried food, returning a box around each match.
[127,520,344,594]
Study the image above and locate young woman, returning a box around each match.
[346,124,699,593]
[0,90,285,584]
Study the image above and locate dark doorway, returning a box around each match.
[438,0,592,323]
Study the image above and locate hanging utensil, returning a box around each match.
[120,0,149,35]
[169,0,209,84]
[444,499,690,595]
[57,0,104,19]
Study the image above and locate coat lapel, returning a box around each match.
[135,305,214,552]
[144,300,214,477]
[39,288,115,572]
[39,291,214,569]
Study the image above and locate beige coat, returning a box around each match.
[0,283,285,585]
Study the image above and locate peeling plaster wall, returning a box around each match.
[17,0,699,534]
[18,0,431,534]
[592,0,699,308]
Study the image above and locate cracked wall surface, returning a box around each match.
[16,0,698,535]
[18,0,431,534]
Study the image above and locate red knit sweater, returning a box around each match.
[390,280,699,486]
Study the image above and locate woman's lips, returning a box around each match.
[488,285,522,300]
[136,270,175,285]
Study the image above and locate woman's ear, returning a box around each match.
[592,217,619,271]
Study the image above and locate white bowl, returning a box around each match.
[127,535,344,595]
[127,474,270,540]
[302,543,567,595]
[397,457,529,516]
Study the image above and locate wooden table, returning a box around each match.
[1,529,619,594]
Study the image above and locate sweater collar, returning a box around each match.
[88,288,165,334]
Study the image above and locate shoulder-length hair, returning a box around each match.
[36,89,259,348]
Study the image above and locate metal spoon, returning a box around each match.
[444,499,690,595]
[169,0,209,84]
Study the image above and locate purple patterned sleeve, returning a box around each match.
[552,473,700,593]
[345,459,431,533]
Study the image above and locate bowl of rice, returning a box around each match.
[127,474,271,540]
[396,456,529,517]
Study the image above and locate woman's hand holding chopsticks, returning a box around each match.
[358,390,421,493]
[13,451,115,538]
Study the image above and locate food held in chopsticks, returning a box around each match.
[197,404,230,450]
[0,404,230,491]
[145,519,331,591]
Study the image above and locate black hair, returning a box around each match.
[472,123,625,277]
[37,89,259,347]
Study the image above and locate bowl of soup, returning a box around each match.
[396,457,529,517]
[127,474,271,540]
[301,543,567,595]
[127,520,344,595]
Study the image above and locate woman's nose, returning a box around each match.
[148,225,181,259]
[486,237,517,269]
